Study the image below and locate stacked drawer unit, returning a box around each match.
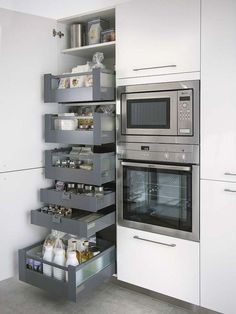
[18,71,116,302]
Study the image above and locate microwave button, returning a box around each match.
[179,128,191,134]
[182,103,187,108]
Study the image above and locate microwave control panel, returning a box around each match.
[177,90,193,136]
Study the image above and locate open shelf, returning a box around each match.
[61,41,115,58]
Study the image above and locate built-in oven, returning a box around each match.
[117,144,200,242]
[117,80,199,145]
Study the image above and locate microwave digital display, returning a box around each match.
[127,98,170,129]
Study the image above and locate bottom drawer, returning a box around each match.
[117,226,199,305]
[19,239,115,302]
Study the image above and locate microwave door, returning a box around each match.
[121,91,178,136]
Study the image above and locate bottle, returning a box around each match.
[80,240,90,263]
[43,245,53,277]
[53,248,65,281]
[65,251,79,282]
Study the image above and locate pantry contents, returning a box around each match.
[57,52,107,90]
[87,18,109,45]
[26,230,101,282]
[101,29,115,43]
[69,17,115,47]
[52,146,94,168]
[40,205,72,217]
[54,113,78,130]
[70,23,84,48]
[55,180,108,197]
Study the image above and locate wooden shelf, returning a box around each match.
[61,41,115,58]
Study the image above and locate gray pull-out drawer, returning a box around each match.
[45,113,115,145]
[19,239,116,302]
[44,69,115,103]
[45,150,115,185]
[31,208,115,238]
[40,188,115,212]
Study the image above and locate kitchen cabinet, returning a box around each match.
[117,226,199,305]
[201,0,236,182]
[116,0,200,84]
[18,7,117,302]
[201,179,236,314]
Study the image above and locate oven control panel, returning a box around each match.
[177,90,193,136]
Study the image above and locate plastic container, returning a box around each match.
[101,29,115,42]
[53,248,65,281]
[65,251,79,282]
[87,18,109,45]
[43,245,53,277]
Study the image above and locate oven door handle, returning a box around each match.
[133,235,176,247]
[121,162,191,172]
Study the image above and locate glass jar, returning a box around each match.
[84,185,94,196]
[94,186,104,197]
[77,183,85,194]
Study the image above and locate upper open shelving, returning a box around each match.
[61,41,115,58]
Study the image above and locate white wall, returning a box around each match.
[0,8,57,281]
[0,0,129,19]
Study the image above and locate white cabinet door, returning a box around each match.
[201,180,236,314]
[117,226,199,305]
[0,8,58,172]
[116,0,200,81]
[201,0,236,182]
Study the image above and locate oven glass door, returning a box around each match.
[120,162,198,240]
[121,91,178,136]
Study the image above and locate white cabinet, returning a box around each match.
[116,0,200,83]
[201,180,236,314]
[117,226,199,305]
[0,9,58,172]
[201,0,236,182]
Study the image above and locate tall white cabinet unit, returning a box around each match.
[201,1,236,313]
[116,0,200,85]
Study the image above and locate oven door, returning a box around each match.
[121,91,178,136]
[117,161,199,241]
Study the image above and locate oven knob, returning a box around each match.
[164,152,169,160]
[182,153,186,161]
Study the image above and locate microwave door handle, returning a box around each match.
[121,162,191,172]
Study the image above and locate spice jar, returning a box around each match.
[84,185,94,196]
[77,183,84,194]
[94,186,104,197]
[67,183,76,193]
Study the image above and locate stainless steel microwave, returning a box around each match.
[117,80,200,145]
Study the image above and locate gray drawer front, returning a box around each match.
[44,69,115,103]
[40,188,115,212]
[31,209,116,238]
[45,113,115,145]
[45,150,115,185]
[19,241,116,302]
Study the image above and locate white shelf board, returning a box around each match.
[61,41,115,58]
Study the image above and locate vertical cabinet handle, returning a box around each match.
[133,65,177,71]
[133,235,176,247]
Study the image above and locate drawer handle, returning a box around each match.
[133,235,176,247]
[225,172,236,176]
[133,65,177,71]
[224,188,236,193]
